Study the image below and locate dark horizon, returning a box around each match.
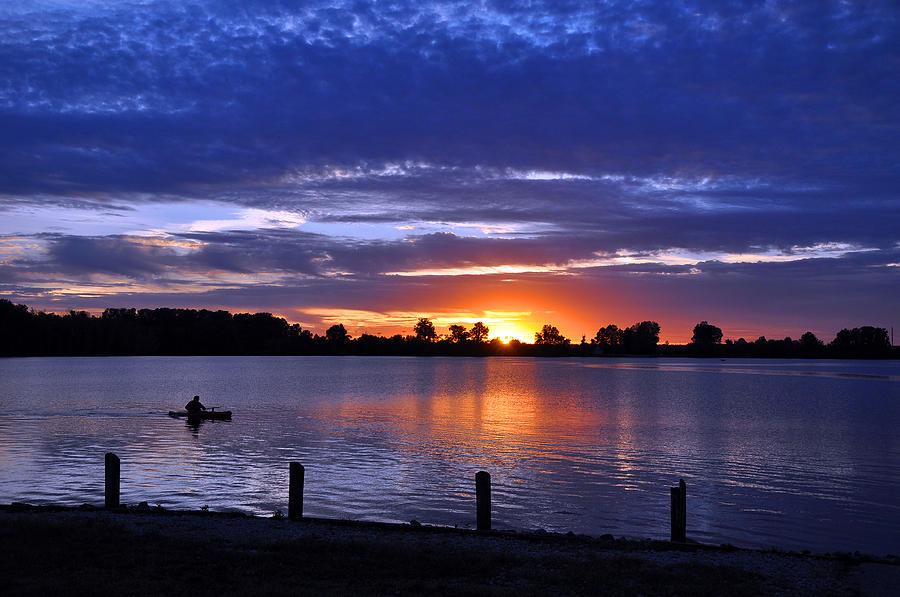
[2,298,894,359]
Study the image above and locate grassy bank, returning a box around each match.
[0,505,888,596]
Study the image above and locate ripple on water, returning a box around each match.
[0,356,898,554]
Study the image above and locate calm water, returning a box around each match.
[0,356,898,554]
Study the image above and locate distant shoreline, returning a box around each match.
[3,299,896,359]
[1,352,897,360]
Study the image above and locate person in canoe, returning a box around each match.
[185,395,206,414]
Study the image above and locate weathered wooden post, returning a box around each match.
[105,452,120,509]
[289,462,305,520]
[670,478,686,542]
[476,470,491,531]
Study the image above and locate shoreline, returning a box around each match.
[2,354,898,360]
[3,503,898,595]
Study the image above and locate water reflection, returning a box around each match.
[179,417,233,437]
[581,359,900,380]
[0,356,898,555]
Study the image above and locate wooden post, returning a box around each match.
[105,452,120,509]
[289,462,304,520]
[670,478,686,542]
[476,470,491,531]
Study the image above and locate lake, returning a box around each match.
[0,356,898,555]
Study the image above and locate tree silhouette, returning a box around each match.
[799,331,824,355]
[622,321,660,354]
[830,326,891,357]
[691,321,723,348]
[448,324,470,343]
[534,324,569,345]
[469,321,489,343]
[593,324,623,352]
[326,323,350,344]
[414,317,437,342]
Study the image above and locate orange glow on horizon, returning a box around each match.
[297,307,542,342]
[18,266,843,346]
[487,324,534,344]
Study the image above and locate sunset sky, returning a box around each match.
[1,1,898,343]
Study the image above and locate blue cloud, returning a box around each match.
[2,0,896,190]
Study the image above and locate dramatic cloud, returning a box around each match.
[1,0,898,341]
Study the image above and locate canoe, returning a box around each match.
[168,410,232,420]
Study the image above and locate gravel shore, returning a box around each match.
[2,504,898,595]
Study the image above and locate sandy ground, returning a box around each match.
[2,504,898,595]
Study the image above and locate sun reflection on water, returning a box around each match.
[0,356,897,554]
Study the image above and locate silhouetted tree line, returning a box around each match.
[656,321,894,359]
[0,299,894,358]
[0,300,553,357]
[590,321,662,355]
[0,301,314,356]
